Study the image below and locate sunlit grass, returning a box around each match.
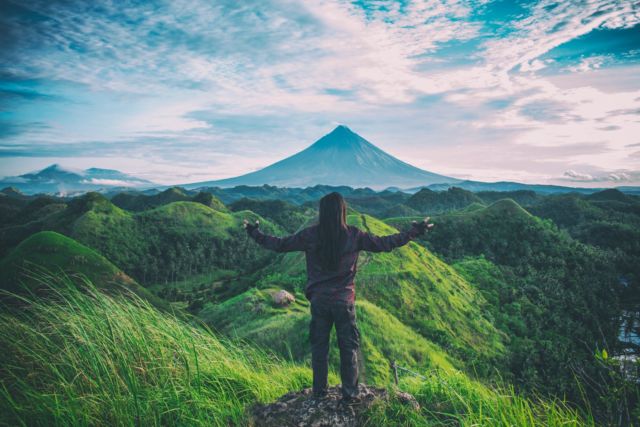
[0,271,594,426]
[0,273,311,426]
[365,370,594,426]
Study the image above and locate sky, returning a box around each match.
[1,0,639,187]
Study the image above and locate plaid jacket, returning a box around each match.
[248,223,420,303]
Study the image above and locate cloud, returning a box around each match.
[563,169,594,181]
[0,0,639,186]
[565,55,609,73]
[520,59,551,72]
[480,0,639,74]
[80,178,137,187]
[560,168,640,183]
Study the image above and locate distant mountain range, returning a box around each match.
[183,125,461,190]
[0,164,154,195]
[2,126,639,196]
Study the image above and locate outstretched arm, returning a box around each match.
[243,219,308,253]
[357,217,433,253]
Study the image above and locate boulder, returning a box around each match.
[272,290,295,307]
[249,384,417,427]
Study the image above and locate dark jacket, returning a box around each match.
[248,223,420,303]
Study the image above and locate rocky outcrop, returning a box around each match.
[249,384,418,427]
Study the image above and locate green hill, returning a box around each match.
[475,189,540,206]
[110,187,229,213]
[199,287,458,384]
[239,213,505,368]
[0,275,592,426]
[228,197,314,232]
[0,193,283,286]
[386,199,622,406]
[586,188,632,203]
[381,203,420,218]
[528,193,640,252]
[405,187,484,214]
[387,198,538,265]
[0,231,165,309]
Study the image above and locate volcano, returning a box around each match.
[187,125,460,189]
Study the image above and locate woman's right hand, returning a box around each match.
[411,217,434,235]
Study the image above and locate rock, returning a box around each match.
[272,290,295,307]
[395,391,420,410]
[249,384,402,427]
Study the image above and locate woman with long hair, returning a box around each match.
[243,191,433,405]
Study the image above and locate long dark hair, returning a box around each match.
[316,192,348,271]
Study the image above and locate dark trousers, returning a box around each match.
[309,298,360,398]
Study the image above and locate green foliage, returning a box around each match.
[475,189,541,207]
[381,203,420,218]
[228,197,314,232]
[364,370,594,426]
[0,231,167,310]
[528,191,640,313]
[0,231,120,291]
[389,199,629,422]
[0,275,312,426]
[405,187,485,214]
[0,193,283,286]
[0,274,597,426]
[252,213,506,370]
[198,288,458,385]
[110,187,229,212]
[1,186,637,425]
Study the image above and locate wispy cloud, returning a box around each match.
[0,0,639,185]
[561,168,640,184]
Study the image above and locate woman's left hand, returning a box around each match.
[243,219,260,234]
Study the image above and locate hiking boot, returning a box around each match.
[338,395,361,407]
[309,392,328,405]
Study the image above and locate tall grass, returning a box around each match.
[0,272,595,426]
[0,274,311,426]
[365,370,595,426]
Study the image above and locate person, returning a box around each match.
[243,192,433,406]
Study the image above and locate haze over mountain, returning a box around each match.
[4,127,639,196]
[0,164,154,195]
[184,126,461,190]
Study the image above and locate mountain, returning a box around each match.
[419,179,640,195]
[184,125,461,190]
[0,164,154,195]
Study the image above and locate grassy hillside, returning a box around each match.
[110,187,229,212]
[228,198,314,232]
[386,199,627,416]
[2,188,635,424]
[0,231,168,309]
[246,212,506,370]
[0,193,283,286]
[199,287,458,385]
[0,276,312,426]
[475,189,540,207]
[0,231,124,291]
[0,276,593,426]
[527,191,640,262]
[405,187,485,214]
